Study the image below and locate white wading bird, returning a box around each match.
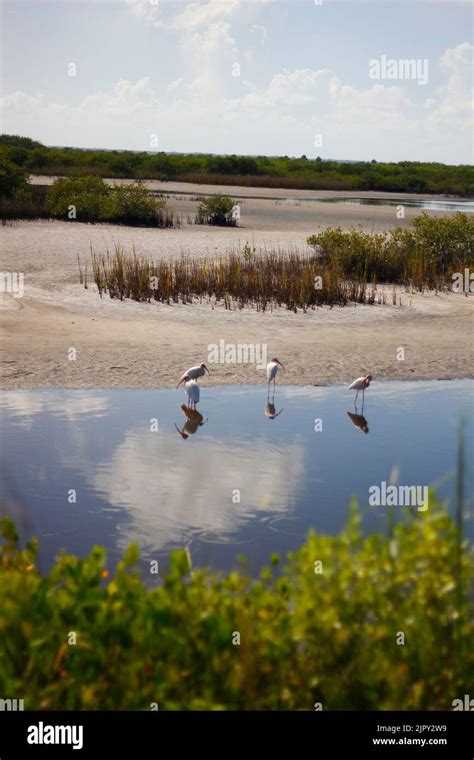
[348,374,372,404]
[175,406,207,439]
[177,375,200,409]
[177,363,210,386]
[264,402,284,420]
[266,358,285,390]
[346,411,369,435]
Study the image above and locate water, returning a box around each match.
[316,197,474,213]
[0,380,472,576]
[156,189,474,213]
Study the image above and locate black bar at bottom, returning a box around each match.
[0,710,472,757]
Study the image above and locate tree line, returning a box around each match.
[1,134,472,195]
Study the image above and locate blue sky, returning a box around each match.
[1,0,472,162]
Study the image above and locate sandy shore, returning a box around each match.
[1,200,473,390]
[1,288,473,389]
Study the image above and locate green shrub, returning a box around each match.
[48,175,111,222]
[0,495,472,710]
[196,193,237,226]
[0,159,30,199]
[111,183,168,226]
[307,212,474,286]
[47,176,174,226]
[0,185,50,220]
[410,212,474,270]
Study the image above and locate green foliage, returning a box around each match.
[48,175,110,222]
[307,213,474,287]
[0,497,472,710]
[0,159,30,199]
[2,134,472,194]
[196,193,236,226]
[47,176,174,226]
[0,134,43,150]
[410,212,474,269]
[110,184,168,226]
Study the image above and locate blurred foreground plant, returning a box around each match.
[0,494,472,710]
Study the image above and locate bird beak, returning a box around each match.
[174,424,187,439]
[277,360,285,371]
[203,364,210,375]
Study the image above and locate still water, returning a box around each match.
[0,381,472,576]
[316,198,474,213]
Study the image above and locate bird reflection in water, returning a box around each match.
[264,401,284,420]
[175,405,207,439]
[346,410,369,434]
[265,357,285,419]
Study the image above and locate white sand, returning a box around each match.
[1,190,473,390]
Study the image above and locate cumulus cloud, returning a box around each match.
[0,392,110,430]
[1,43,472,161]
[93,427,305,553]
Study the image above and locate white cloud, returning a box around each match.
[126,0,242,31]
[126,0,161,28]
[1,43,472,162]
[169,0,240,30]
[0,392,109,430]
[93,427,305,553]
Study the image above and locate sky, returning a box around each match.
[0,0,473,163]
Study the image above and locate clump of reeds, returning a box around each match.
[91,243,376,310]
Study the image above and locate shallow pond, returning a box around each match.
[316,198,474,213]
[0,380,472,576]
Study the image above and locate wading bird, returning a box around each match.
[346,411,369,434]
[177,363,210,387]
[266,358,285,391]
[175,405,207,439]
[177,375,200,409]
[348,374,372,406]
[264,402,284,420]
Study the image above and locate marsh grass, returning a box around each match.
[91,244,371,310]
[90,214,474,311]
